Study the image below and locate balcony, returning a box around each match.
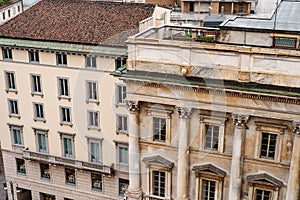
[23,150,112,175]
[116,163,129,173]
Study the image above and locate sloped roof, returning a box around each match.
[0,0,155,46]
[222,0,300,33]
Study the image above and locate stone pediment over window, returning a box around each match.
[247,173,283,187]
[192,164,226,178]
[142,155,174,169]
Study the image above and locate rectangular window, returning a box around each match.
[40,193,56,200]
[16,158,26,174]
[8,10,10,17]
[8,99,19,115]
[153,117,166,142]
[65,168,76,185]
[2,12,5,20]
[60,107,71,123]
[118,145,128,165]
[2,47,12,60]
[115,58,127,70]
[34,103,44,119]
[40,163,51,179]
[202,179,216,200]
[153,171,166,197]
[90,142,100,163]
[29,50,39,62]
[91,173,102,191]
[11,126,23,146]
[205,125,219,150]
[87,81,98,101]
[63,137,73,158]
[5,71,16,90]
[56,53,67,65]
[117,115,128,133]
[255,189,271,200]
[88,111,99,127]
[36,131,47,153]
[31,74,42,94]
[119,178,129,196]
[86,56,96,68]
[274,37,297,48]
[17,5,20,12]
[58,78,69,97]
[260,132,277,159]
[116,84,126,104]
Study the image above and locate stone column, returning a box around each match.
[125,100,142,200]
[176,107,192,200]
[286,121,300,200]
[228,114,249,200]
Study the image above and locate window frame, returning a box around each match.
[2,47,12,60]
[86,81,98,102]
[57,77,70,99]
[115,142,128,172]
[4,71,17,92]
[33,102,45,121]
[56,52,67,66]
[28,50,40,63]
[254,122,286,163]
[65,167,76,185]
[193,164,226,200]
[87,110,100,129]
[91,173,102,192]
[59,106,72,126]
[40,163,51,180]
[30,73,43,95]
[16,158,26,175]
[116,114,128,134]
[34,128,49,154]
[115,57,127,70]
[60,132,75,159]
[87,137,103,163]
[118,178,129,197]
[153,117,167,143]
[8,124,24,150]
[199,114,227,153]
[8,99,20,117]
[146,106,173,145]
[116,84,126,105]
[85,55,97,68]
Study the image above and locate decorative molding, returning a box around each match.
[146,106,173,117]
[176,107,192,119]
[122,79,300,105]
[293,121,300,135]
[192,164,226,178]
[232,114,249,128]
[142,155,174,169]
[247,173,283,187]
[125,100,140,113]
[255,121,287,134]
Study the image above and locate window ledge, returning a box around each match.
[17,172,26,176]
[41,177,51,181]
[6,89,18,94]
[60,122,73,127]
[9,114,21,119]
[115,103,126,108]
[58,96,71,101]
[31,92,44,97]
[86,100,100,105]
[57,64,68,67]
[87,126,101,131]
[65,182,76,186]
[116,130,128,135]
[3,59,13,62]
[34,118,46,123]
[92,188,103,192]
[29,61,40,64]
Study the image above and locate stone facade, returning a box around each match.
[118,23,300,200]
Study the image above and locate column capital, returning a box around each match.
[176,107,192,119]
[293,121,300,135]
[232,114,249,128]
[126,100,140,113]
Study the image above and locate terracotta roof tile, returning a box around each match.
[0,0,155,46]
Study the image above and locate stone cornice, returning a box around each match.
[122,79,300,105]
